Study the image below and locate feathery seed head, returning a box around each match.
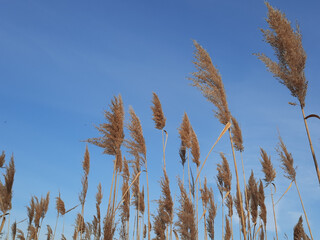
[178,113,191,149]
[277,135,296,181]
[190,126,200,167]
[87,95,124,172]
[256,2,307,107]
[151,92,166,130]
[260,148,276,185]
[126,107,147,165]
[231,116,244,152]
[190,40,231,125]
[216,153,232,193]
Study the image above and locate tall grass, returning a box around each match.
[2,2,320,240]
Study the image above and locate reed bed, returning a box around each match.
[1,2,319,240]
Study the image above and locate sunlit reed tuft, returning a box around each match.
[151,92,166,130]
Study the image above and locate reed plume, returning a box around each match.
[46,225,53,240]
[200,177,210,240]
[277,136,296,182]
[277,135,313,240]
[0,151,5,168]
[191,41,247,238]
[151,92,166,130]
[217,153,232,194]
[260,148,276,186]
[87,94,124,171]
[176,179,197,240]
[179,113,191,149]
[230,116,244,153]
[260,148,278,240]
[102,211,115,240]
[255,2,320,184]
[0,153,15,236]
[190,125,200,239]
[153,169,173,239]
[234,187,246,237]
[76,145,90,239]
[126,107,150,239]
[151,92,168,175]
[179,112,192,199]
[248,171,258,235]
[88,94,124,228]
[224,217,231,240]
[190,40,231,125]
[17,229,26,240]
[258,180,267,237]
[11,221,17,240]
[93,183,103,240]
[206,187,217,240]
[0,154,15,215]
[293,216,310,240]
[53,192,65,240]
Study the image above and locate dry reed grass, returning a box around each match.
[255,2,320,184]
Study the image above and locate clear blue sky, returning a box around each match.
[1,0,320,239]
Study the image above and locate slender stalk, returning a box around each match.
[111,169,119,215]
[270,185,278,240]
[6,212,10,240]
[196,166,199,240]
[228,129,247,240]
[162,130,166,171]
[146,163,151,240]
[294,180,314,240]
[301,107,320,185]
[222,201,224,240]
[240,152,252,240]
[52,214,59,240]
[107,162,116,215]
[0,216,5,234]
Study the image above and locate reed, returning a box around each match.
[255,2,320,185]
[293,216,310,240]
[217,152,232,240]
[87,94,124,218]
[190,40,247,240]
[126,107,149,240]
[277,135,314,240]
[93,183,103,240]
[75,145,90,239]
[0,153,15,235]
[207,187,217,240]
[259,148,278,240]
[175,179,197,240]
[179,112,192,199]
[190,124,200,240]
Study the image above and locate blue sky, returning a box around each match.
[1,0,320,239]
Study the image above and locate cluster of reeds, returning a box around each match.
[1,2,319,240]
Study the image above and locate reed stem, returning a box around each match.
[228,129,247,240]
[52,214,59,240]
[301,107,320,185]
[240,152,252,240]
[146,163,151,240]
[294,180,314,240]
[270,185,278,240]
